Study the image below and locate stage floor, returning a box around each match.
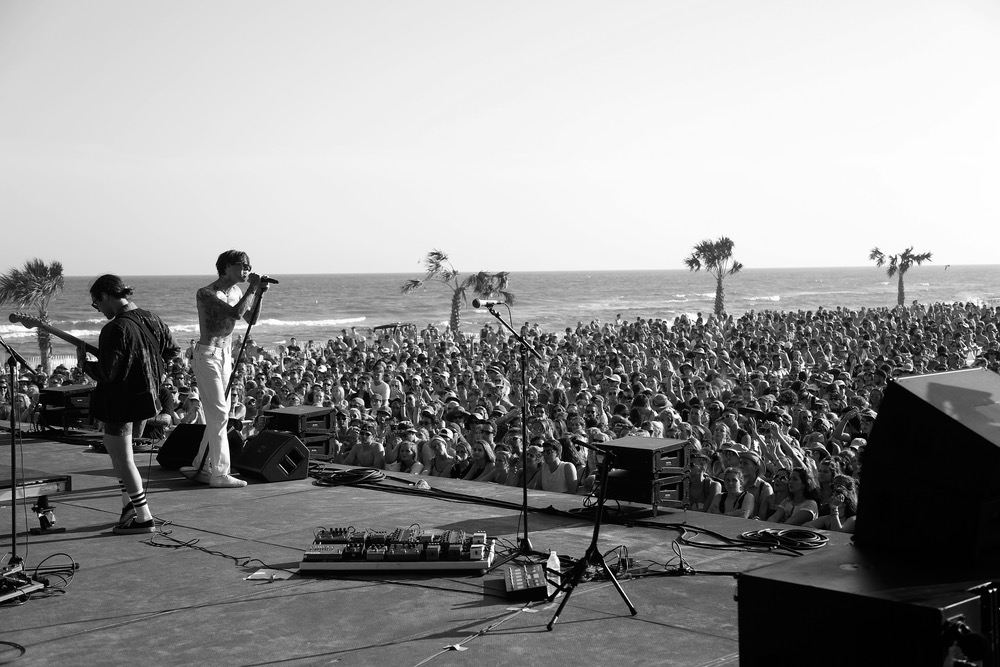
[0,429,852,666]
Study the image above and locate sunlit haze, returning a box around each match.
[1,0,998,276]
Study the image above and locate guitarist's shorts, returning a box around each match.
[103,420,147,439]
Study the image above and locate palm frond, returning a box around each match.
[400,279,424,294]
[423,249,451,276]
[0,258,65,309]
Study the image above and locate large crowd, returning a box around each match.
[5,300,999,532]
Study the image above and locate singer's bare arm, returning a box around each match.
[197,274,261,348]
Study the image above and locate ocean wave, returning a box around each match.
[0,326,103,340]
[253,317,367,328]
[745,295,781,302]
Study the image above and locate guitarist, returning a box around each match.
[181,250,265,488]
[78,274,180,534]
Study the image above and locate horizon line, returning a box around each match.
[57,263,995,279]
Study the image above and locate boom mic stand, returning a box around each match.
[0,335,47,599]
[547,443,637,630]
[481,302,549,572]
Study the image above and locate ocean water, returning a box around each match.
[3,265,1000,366]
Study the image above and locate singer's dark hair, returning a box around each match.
[89,274,134,300]
[216,250,251,277]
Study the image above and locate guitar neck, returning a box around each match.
[41,323,100,358]
[8,314,100,358]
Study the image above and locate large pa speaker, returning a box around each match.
[156,424,244,470]
[854,369,1000,566]
[234,430,310,483]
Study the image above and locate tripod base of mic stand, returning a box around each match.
[546,544,637,630]
[485,536,550,574]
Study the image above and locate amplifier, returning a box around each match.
[37,406,93,431]
[262,406,335,435]
[302,432,337,459]
[601,436,691,473]
[39,384,94,409]
[603,470,689,515]
[599,436,692,515]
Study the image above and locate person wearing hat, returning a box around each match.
[738,451,772,519]
[718,442,742,472]
[342,420,385,468]
[78,273,180,534]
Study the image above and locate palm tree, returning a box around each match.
[0,258,66,374]
[684,237,743,318]
[869,246,933,307]
[401,249,514,333]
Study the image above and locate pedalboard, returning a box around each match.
[300,526,493,572]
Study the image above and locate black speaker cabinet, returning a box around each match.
[235,430,310,482]
[156,424,244,470]
[37,384,95,431]
[39,384,94,409]
[261,406,335,435]
[738,545,999,666]
[600,436,691,515]
[854,369,1000,567]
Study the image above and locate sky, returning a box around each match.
[0,0,998,277]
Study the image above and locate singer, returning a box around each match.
[181,250,266,488]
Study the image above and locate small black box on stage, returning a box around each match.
[504,563,552,602]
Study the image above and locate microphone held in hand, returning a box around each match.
[472,298,500,308]
[260,276,280,285]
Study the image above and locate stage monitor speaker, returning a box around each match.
[156,424,244,470]
[854,368,1000,566]
[738,545,1000,666]
[235,430,310,483]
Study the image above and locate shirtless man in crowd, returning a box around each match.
[182,250,266,487]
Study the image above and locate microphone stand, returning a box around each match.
[547,440,637,630]
[483,304,549,573]
[0,335,45,593]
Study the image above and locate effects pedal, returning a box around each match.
[505,560,557,602]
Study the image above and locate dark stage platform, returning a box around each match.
[1,429,854,666]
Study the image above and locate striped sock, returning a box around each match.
[118,479,130,504]
[129,490,148,513]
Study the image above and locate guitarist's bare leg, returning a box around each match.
[103,421,156,534]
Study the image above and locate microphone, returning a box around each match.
[472,298,499,308]
[260,276,280,285]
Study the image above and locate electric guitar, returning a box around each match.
[8,312,99,358]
